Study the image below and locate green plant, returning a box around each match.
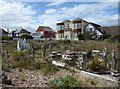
[20,35,33,39]
[109,35,120,42]
[87,56,107,72]
[2,36,13,40]
[11,51,31,69]
[63,39,71,44]
[42,62,59,76]
[90,80,97,85]
[2,63,9,71]
[48,75,80,87]
[32,60,41,70]
[77,33,87,40]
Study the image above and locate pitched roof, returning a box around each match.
[19,29,31,34]
[36,26,53,32]
[0,28,8,34]
[72,18,88,23]
[62,20,71,23]
[89,22,106,34]
[73,18,82,22]
[89,22,101,28]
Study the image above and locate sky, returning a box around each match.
[0,0,119,32]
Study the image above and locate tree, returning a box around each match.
[77,33,86,40]
[20,35,33,39]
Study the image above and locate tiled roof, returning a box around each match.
[62,20,71,23]
[36,26,53,32]
[72,18,82,22]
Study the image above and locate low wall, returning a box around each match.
[79,70,119,87]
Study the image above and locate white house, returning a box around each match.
[85,22,105,40]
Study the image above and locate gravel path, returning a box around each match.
[3,68,72,87]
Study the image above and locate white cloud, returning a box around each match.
[1,0,118,32]
[39,2,118,30]
[46,0,67,6]
[0,0,39,32]
[45,9,57,14]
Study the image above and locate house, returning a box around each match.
[19,28,31,36]
[101,26,120,37]
[9,28,31,38]
[85,22,106,40]
[32,32,42,40]
[56,18,88,40]
[36,26,55,40]
[0,28,8,37]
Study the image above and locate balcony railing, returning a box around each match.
[73,29,81,33]
[57,30,64,33]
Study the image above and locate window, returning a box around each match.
[61,25,64,30]
[74,23,77,29]
[77,23,81,29]
[74,33,77,38]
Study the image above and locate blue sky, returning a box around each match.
[0,0,119,32]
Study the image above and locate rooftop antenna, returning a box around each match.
[21,27,23,29]
[7,29,9,33]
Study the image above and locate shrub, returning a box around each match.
[14,59,30,69]
[32,60,41,70]
[63,40,71,44]
[20,35,33,39]
[11,51,31,69]
[110,35,120,42]
[42,62,59,76]
[77,33,87,40]
[2,36,13,40]
[12,51,30,62]
[2,63,9,71]
[48,75,79,87]
[87,56,107,72]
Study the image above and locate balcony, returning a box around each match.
[57,30,64,34]
[73,29,81,33]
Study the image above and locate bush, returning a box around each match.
[87,56,107,72]
[63,40,71,44]
[77,33,87,40]
[20,35,33,39]
[32,60,41,70]
[12,51,30,62]
[14,59,30,69]
[110,35,120,42]
[42,62,59,76]
[48,75,79,87]
[2,36,13,40]
[11,51,31,69]
[2,63,9,71]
